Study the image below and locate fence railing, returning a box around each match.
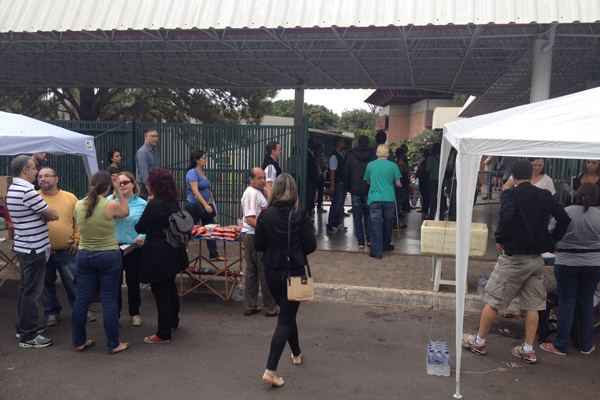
[0,120,307,226]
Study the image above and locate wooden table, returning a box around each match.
[177,236,242,301]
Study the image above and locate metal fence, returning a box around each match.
[0,120,307,226]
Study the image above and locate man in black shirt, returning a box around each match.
[326,140,347,233]
[463,160,570,364]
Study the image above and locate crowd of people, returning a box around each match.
[3,127,599,388]
[3,128,317,387]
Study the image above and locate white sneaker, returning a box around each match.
[19,334,53,349]
[131,315,143,327]
[46,314,58,327]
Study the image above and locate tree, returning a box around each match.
[339,108,376,136]
[0,87,277,123]
[268,100,339,129]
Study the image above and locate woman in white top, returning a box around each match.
[503,158,556,195]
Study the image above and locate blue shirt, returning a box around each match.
[186,169,211,204]
[107,194,147,244]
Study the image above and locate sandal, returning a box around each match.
[209,256,226,262]
[74,339,95,352]
[262,370,285,388]
[291,354,304,366]
[110,342,130,354]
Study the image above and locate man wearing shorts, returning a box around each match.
[463,160,571,364]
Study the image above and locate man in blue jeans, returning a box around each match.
[344,135,375,248]
[364,145,402,259]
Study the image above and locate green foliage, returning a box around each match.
[0,87,277,123]
[268,100,339,129]
[399,129,442,166]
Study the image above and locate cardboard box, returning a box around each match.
[420,220,488,257]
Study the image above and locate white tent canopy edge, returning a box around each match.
[435,87,600,399]
[0,111,98,177]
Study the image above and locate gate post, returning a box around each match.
[294,87,307,204]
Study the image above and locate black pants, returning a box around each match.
[266,270,301,371]
[316,177,324,209]
[150,277,180,340]
[119,248,142,316]
[305,181,317,216]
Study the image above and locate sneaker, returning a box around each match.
[358,244,365,250]
[87,311,97,323]
[131,315,143,327]
[144,335,170,344]
[580,345,596,355]
[326,226,338,234]
[46,314,58,327]
[512,345,537,364]
[19,334,53,349]
[462,334,487,355]
[539,342,566,356]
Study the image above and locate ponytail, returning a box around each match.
[85,171,112,219]
[574,183,600,212]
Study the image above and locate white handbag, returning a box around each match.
[285,210,314,302]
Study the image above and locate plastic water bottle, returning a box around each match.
[477,274,489,298]
[426,340,450,377]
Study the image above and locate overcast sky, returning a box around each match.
[273,89,374,115]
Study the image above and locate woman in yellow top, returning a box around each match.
[72,170,129,354]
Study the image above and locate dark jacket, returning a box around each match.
[262,156,282,177]
[344,146,375,196]
[307,148,320,184]
[254,206,317,275]
[495,182,571,255]
[135,198,188,283]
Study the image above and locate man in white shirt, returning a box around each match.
[241,167,277,316]
[6,155,58,349]
[262,142,282,200]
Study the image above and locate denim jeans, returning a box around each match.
[553,265,600,353]
[16,251,48,341]
[369,202,395,258]
[43,250,77,317]
[72,250,122,351]
[351,194,370,245]
[327,183,345,229]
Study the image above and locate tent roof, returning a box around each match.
[0,111,96,157]
[444,87,600,159]
[2,0,599,32]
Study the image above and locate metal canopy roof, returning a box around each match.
[0,1,599,116]
[365,89,454,106]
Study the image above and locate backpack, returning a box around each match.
[164,209,194,248]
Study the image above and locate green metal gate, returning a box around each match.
[1,120,307,226]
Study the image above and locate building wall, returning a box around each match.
[381,99,455,143]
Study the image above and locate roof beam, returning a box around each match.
[450,26,482,91]
[331,27,377,87]
[399,26,416,88]
[263,28,342,87]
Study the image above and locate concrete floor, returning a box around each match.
[315,195,499,260]
[1,283,598,400]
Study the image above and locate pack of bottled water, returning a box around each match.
[426,340,451,377]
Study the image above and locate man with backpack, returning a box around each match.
[344,135,375,248]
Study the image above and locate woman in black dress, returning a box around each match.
[255,173,317,387]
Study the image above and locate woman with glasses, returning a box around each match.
[108,171,147,327]
[185,150,222,261]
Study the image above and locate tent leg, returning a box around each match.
[433,257,442,291]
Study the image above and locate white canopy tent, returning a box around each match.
[0,111,98,176]
[436,87,600,399]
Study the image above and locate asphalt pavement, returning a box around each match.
[0,283,598,400]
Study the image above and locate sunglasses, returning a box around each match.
[119,180,132,186]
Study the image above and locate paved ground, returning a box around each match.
[1,283,598,400]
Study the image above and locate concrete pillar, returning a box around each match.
[530,26,556,103]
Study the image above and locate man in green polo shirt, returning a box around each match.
[363,144,402,259]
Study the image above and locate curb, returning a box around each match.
[315,283,484,313]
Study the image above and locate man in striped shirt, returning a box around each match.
[6,155,58,349]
